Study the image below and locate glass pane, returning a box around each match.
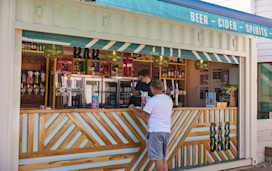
[258,63,272,119]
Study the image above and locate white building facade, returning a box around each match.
[1,0,271,170]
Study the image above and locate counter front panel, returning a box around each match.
[19,107,238,170]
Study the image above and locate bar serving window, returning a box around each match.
[20,42,239,110]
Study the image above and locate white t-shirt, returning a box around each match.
[143,94,173,133]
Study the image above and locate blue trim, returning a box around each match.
[167,110,199,160]
[86,112,117,145]
[19,147,140,165]
[160,0,272,27]
[44,116,69,146]
[79,138,89,148]
[45,113,60,130]
[99,112,128,144]
[33,113,39,152]
[96,0,272,39]
[111,112,139,143]
[29,158,133,171]
[65,131,83,149]
[22,114,28,153]
[73,112,106,146]
[131,149,147,170]
[51,124,76,150]
[122,112,146,140]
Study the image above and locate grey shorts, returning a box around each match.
[146,132,170,161]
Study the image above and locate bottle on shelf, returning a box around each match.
[181,69,185,78]
[165,68,168,78]
[168,69,171,78]
[161,68,165,78]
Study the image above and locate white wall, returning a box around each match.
[254,0,272,63]
[0,0,19,171]
[257,119,272,163]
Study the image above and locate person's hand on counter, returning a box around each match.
[128,104,136,110]
[129,104,149,120]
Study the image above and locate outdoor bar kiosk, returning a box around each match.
[3,0,272,170]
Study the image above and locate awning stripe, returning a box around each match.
[91,40,111,49]
[231,55,238,64]
[172,49,179,58]
[170,48,173,57]
[117,42,131,51]
[102,41,116,50]
[85,39,99,48]
[197,52,209,61]
[207,53,220,62]
[213,53,223,62]
[223,54,232,63]
[192,51,202,60]
[164,47,171,57]
[133,44,145,53]
[108,42,126,51]
[161,47,165,56]
[138,45,153,54]
[22,31,241,64]
[123,43,141,53]
[203,52,212,61]
[226,55,237,64]
[217,54,229,63]
[178,49,181,58]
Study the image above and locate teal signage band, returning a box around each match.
[96,0,272,39]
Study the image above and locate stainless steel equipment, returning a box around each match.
[117,77,138,108]
[70,75,84,108]
[102,77,118,108]
[56,74,138,109]
[83,76,102,108]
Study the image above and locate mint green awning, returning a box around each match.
[22,31,240,64]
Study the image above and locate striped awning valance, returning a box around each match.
[22,31,240,64]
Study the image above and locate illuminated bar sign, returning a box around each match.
[96,0,272,39]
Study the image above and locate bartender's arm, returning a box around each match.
[129,104,149,119]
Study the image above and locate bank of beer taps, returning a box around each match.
[21,70,46,96]
[163,78,186,107]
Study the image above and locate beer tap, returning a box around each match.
[34,84,39,95]
[67,74,72,108]
[55,72,61,96]
[174,83,179,107]
[33,71,40,95]
[40,83,45,96]
[27,84,33,95]
[21,83,26,96]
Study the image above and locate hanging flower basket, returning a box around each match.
[44,44,63,59]
[194,60,208,70]
[106,51,122,64]
[153,56,169,67]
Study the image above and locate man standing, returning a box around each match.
[133,69,152,97]
[129,79,173,171]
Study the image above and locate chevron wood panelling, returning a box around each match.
[19,107,238,170]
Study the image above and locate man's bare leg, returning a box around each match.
[155,159,168,171]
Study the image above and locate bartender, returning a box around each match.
[133,69,152,97]
[130,69,152,106]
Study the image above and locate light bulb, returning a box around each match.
[160,56,163,60]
